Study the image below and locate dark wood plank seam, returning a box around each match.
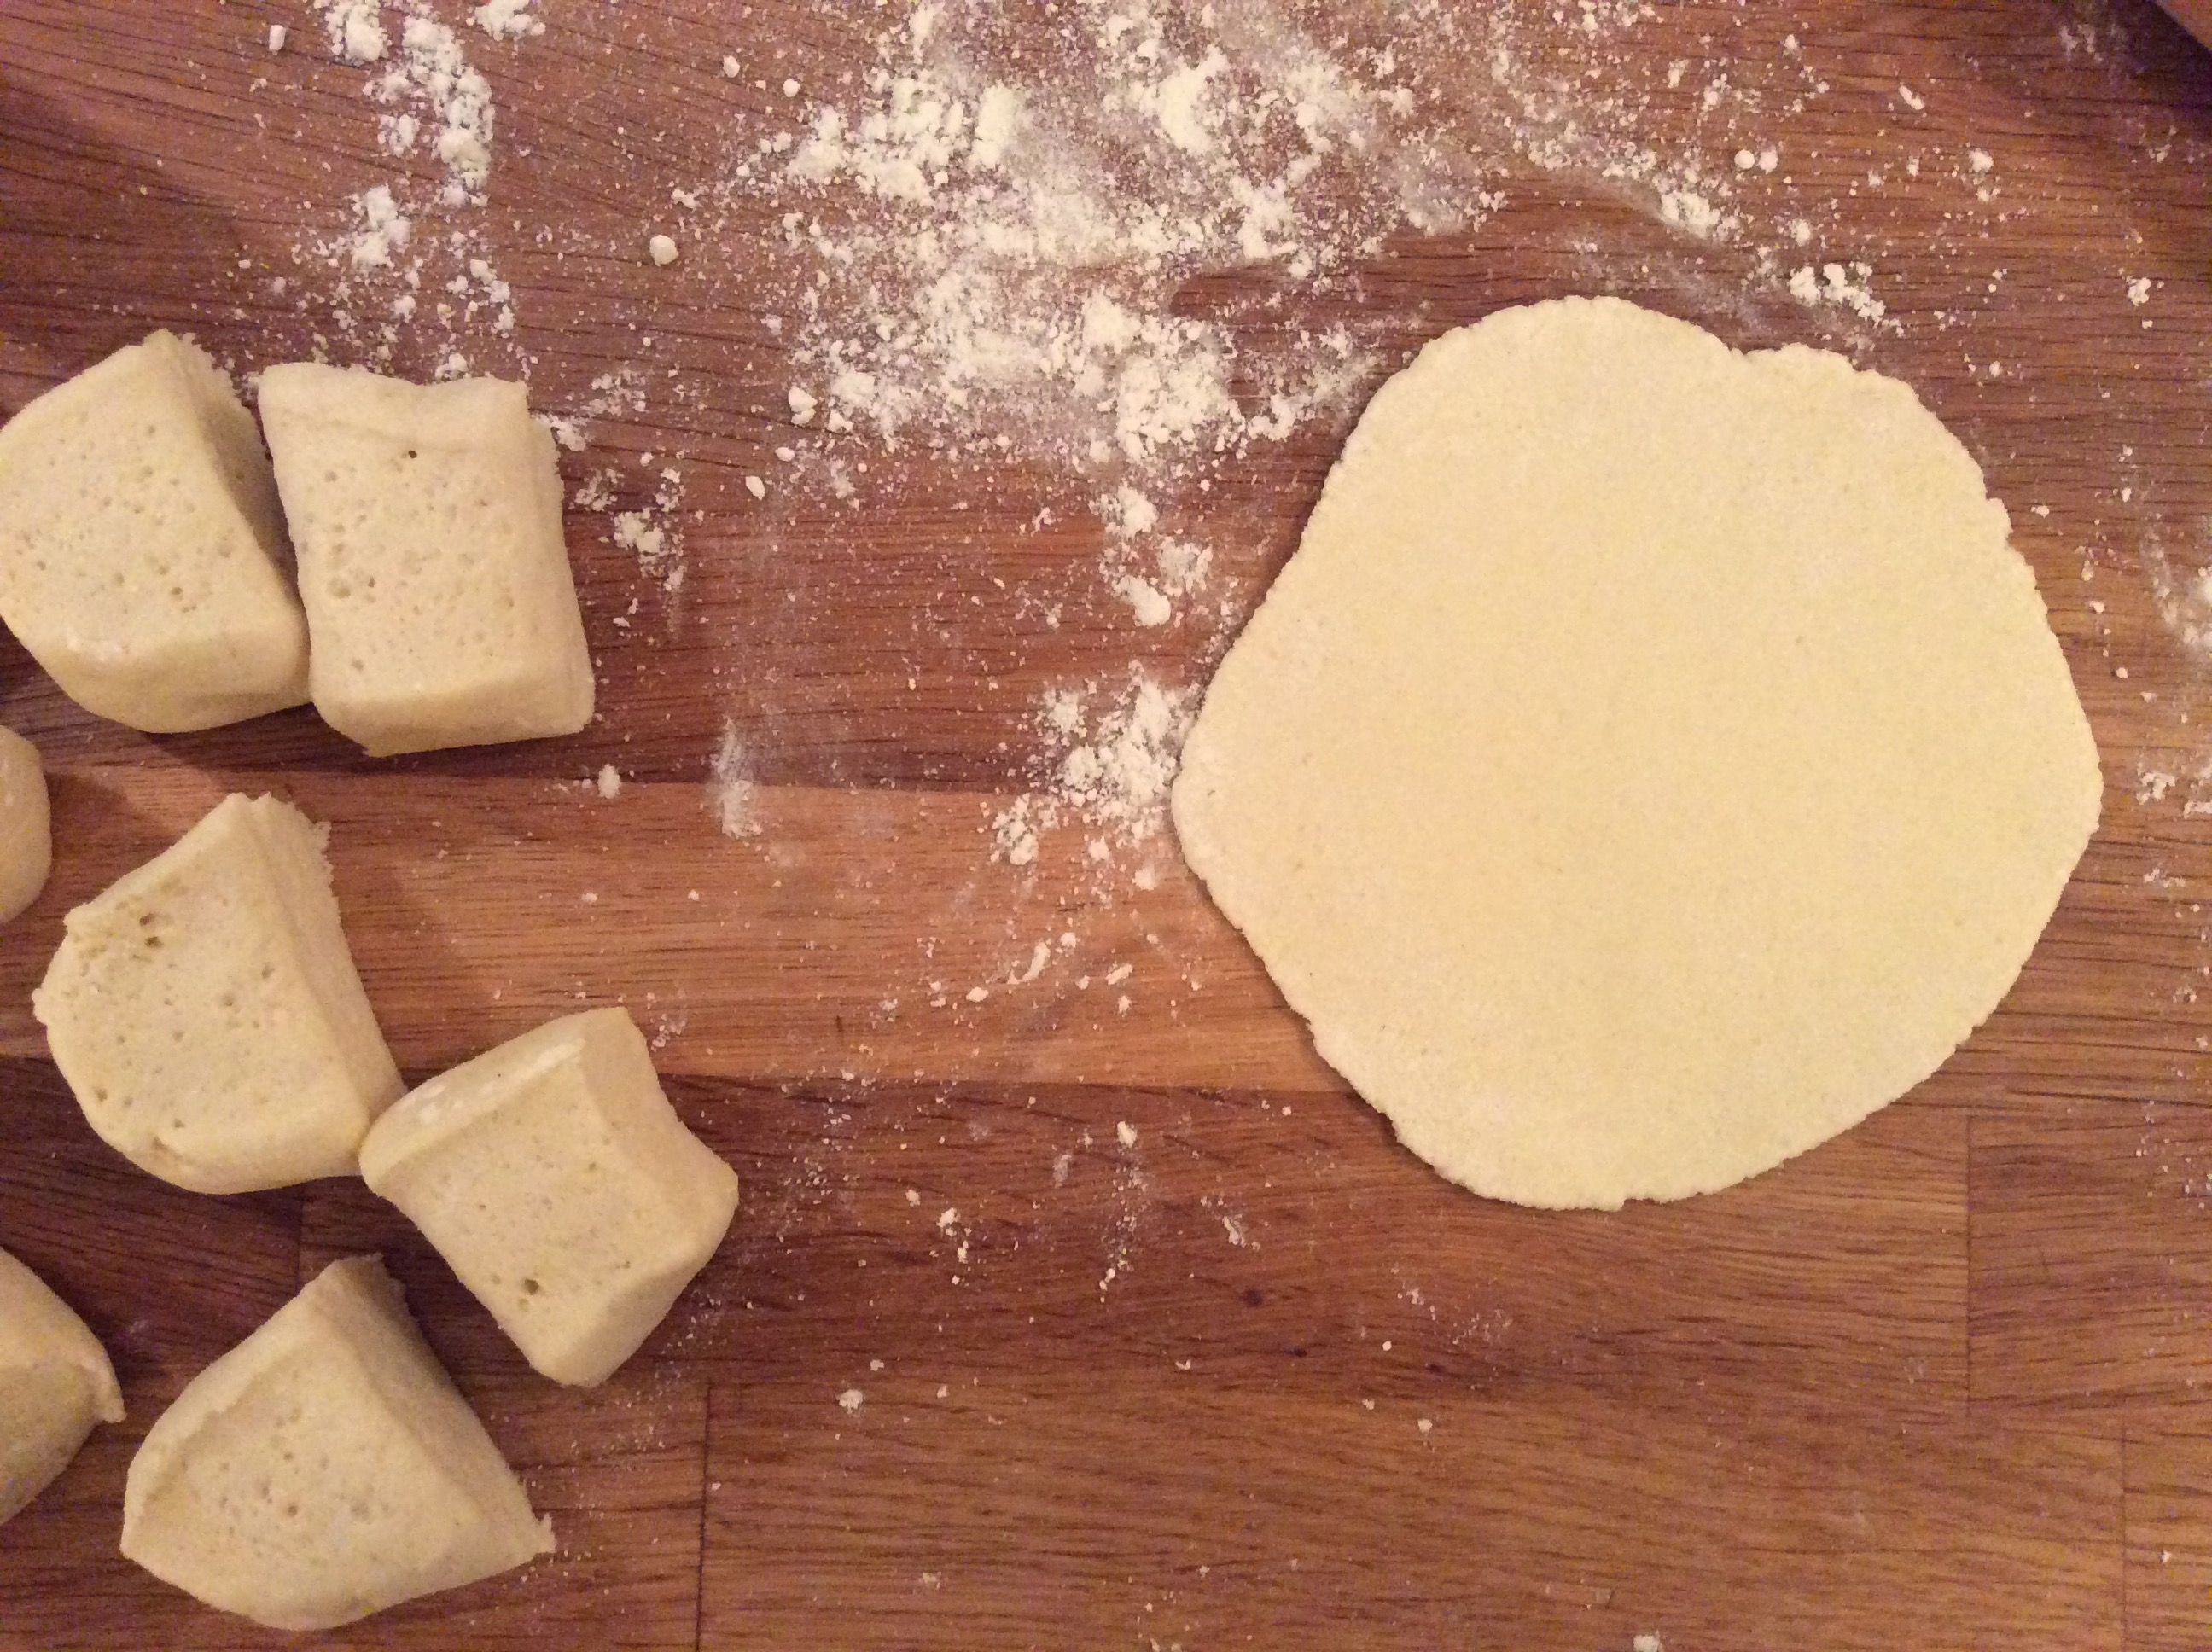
[1965,1112,1976,1408]
[693,1376,712,1652]
[2119,1423,2130,1652]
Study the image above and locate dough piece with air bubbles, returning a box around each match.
[257,364,594,756]
[0,331,309,731]
[0,726,50,924]
[0,1248,123,1527]
[1173,296,2102,1210]
[33,793,401,1194]
[360,1007,739,1387]
[122,1255,551,1631]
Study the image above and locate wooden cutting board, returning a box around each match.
[3,2,2211,1647]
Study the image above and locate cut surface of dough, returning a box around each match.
[34,793,401,1193]
[257,364,594,756]
[0,331,309,731]
[0,1248,123,1527]
[122,1255,551,1631]
[1172,297,2102,1209]
[361,1008,740,1387]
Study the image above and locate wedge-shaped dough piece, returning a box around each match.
[361,1008,738,1387]
[33,793,401,1194]
[123,1255,552,1630]
[0,725,50,924]
[257,364,594,756]
[0,331,309,730]
[0,1248,123,1527]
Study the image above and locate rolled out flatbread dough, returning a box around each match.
[1172,297,2101,1209]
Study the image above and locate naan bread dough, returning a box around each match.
[0,1248,123,1527]
[0,331,309,732]
[257,364,594,757]
[35,793,401,1194]
[1172,297,2101,1209]
[360,1008,740,1388]
[123,1256,550,1631]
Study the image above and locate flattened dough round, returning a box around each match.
[1172,297,2101,1209]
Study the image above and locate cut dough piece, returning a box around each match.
[1173,297,2102,1210]
[0,1248,123,1527]
[122,1255,552,1631]
[34,793,402,1194]
[257,364,595,756]
[0,726,50,924]
[0,331,309,730]
[360,1008,739,1387]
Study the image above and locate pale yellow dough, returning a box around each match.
[257,364,595,757]
[0,331,309,732]
[0,1248,123,1527]
[361,1008,739,1388]
[34,793,402,1194]
[1172,297,2102,1209]
[122,1255,551,1631]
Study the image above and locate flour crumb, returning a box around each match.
[347,183,412,270]
[1632,1637,1665,1652]
[319,0,387,64]
[596,764,622,801]
[837,1387,864,1413]
[2127,276,2152,307]
[1659,188,1731,240]
[649,233,680,266]
[1114,573,1173,627]
[268,23,289,53]
[1789,260,1886,324]
[1115,1120,1138,1149]
[474,0,543,41]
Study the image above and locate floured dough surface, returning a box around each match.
[1173,297,2102,1209]
[122,1255,550,1631]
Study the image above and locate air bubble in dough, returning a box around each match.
[0,1248,123,1527]
[0,331,310,731]
[33,793,402,1194]
[0,725,50,924]
[256,364,595,756]
[360,1008,740,1387]
[122,1255,552,1631]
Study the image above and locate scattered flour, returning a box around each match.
[708,721,764,840]
[990,671,1195,875]
[320,0,387,64]
[292,1,540,376]
[729,0,1467,468]
[1788,260,1889,325]
[474,0,543,41]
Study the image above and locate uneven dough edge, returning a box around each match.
[1173,295,2101,1209]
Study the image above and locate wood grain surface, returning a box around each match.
[3,2,2212,1648]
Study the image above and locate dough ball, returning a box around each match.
[34,793,401,1194]
[257,364,595,757]
[361,1008,739,1387]
[123,1256,551,1630]
[0,331,309,731]
[0,1248,123,1527]
[0,725,50,925]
